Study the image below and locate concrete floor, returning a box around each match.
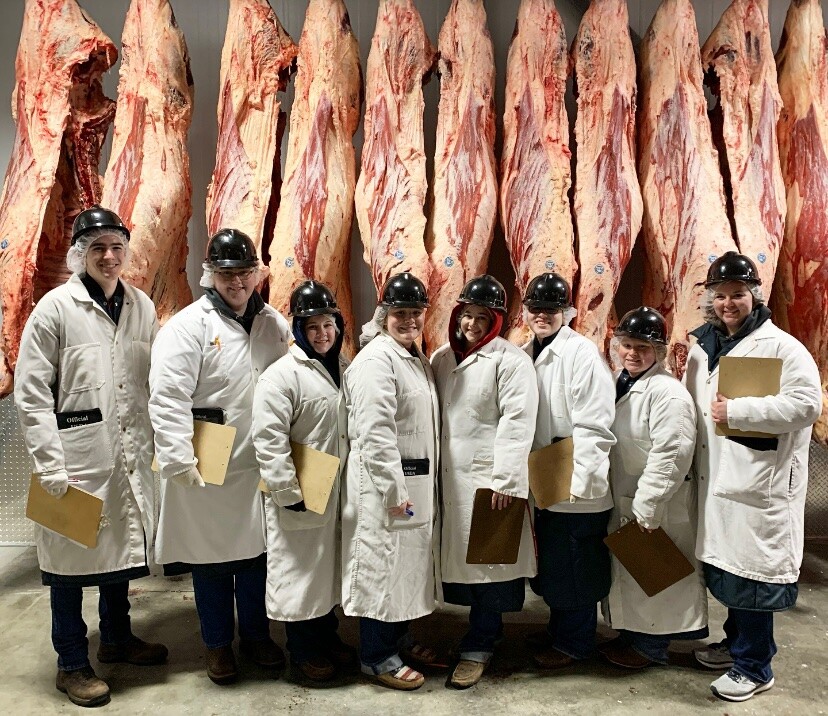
[0,544,825,715]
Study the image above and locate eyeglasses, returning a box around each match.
[214,268,256,281]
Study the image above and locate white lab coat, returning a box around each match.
[15,274,158,576]
[524,326,616,513]
[684,320,822,583]
[253,343,349,622]
[340,333,441,621]
[149,296,289,565]
[431,337,538,583]
[601,365,708,634]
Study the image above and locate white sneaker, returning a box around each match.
[710,669,775,702]
[694,642,734,669]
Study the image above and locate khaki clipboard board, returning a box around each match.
[465,488,527,565]
[528,437,573,509]
[604,521,695,597]
[152,420,236,485]
[257,442,341,515]
[716,356,783,439]
[26,475,104,549]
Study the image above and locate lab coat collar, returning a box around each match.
[377,332,425,361]
[523,325,574,364]
[67,273,137,325]
[289,342,348,387]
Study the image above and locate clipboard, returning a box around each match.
[152,420,237,485]
[528,437,573,508]
[716,356,783,439]
[26,475,104,549]
[465,488,527,565]
[604,521,695,597]
[258,442,341,515]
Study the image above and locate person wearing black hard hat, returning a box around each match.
[431,275,538,688]
[149,229,291,685]
[252,280,356,682]
[599,307,708,670]
[520,272,617,669]
[15,205,166,707]
[685,252,821,702]
[340,272,440,691]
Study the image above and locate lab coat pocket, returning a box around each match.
[200,343,228,388]
[470,456,494,489]
[397,389,427,436]
[713,439,776,509]
[59,421,115,478]
[276,503,333,531]
[59,343,104,394]
[385,475,432,531]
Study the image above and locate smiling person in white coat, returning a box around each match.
[15,206,167,707]
[684,252,822,703]
[431,275,538,689]
[340,272,441,691]
[521,273,616,669]
[149,229,290,685]
[252,281,357,683]
[600,307,708,670]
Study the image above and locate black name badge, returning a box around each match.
[401,458,430,477]
[192,407,226,425]
[56,408,103,430]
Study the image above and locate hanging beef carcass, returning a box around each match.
[638,0,738,376]
[268,0,361,355]
[772,0,828,444]
[102,0,193,324]
[0,0,116,397]
[424,0,497,352]
[206,0,297,261]
[570,0,642,352]
[500,0,575,345]
[702,0,785,292]
[354,0,435,302]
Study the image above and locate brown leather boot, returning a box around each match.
[239,638,286,669]
[97,636,168,665]
[296,655,336,682]
[206,645,238,685]
[325,640,358,667]
[56,666,111,707]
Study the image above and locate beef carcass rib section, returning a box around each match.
[771,0,828,445]
[268,0,361,356]
[102,0,194,324]
[354,0,435,301]
[637,0,737,376]
[500,0,575,345]
[424,0,497,352]
[702,0,785,293]
[206,0,297,261]
[0,0,116,397]
[570,0,642,352]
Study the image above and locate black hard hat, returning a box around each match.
[206,228,258,269]
[289,280,340,317]
[522,272,572,310]
[704,251,761,287]
[614,306,668,345]
[458,274,507,313]
[380,272,429,308]
[71,205,130,246]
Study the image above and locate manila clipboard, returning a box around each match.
[257,442,341,515]
[26,475,104,549]
[152,420,236,485]
[716,356,783,439]
[465,488,527,565]
[528,437,573,509]
[604,521,695,597]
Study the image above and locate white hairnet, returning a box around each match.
[66,227,129,276]
[359,305,390,348]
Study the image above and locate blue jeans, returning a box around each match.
[618,630,670,664]
[546,606,597,660]
[359,618,410,674]
[722,609,776,684]
[284,609,341,663]
[50,581,132,671]
[191,559,269,649]
[459,605,502,663]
